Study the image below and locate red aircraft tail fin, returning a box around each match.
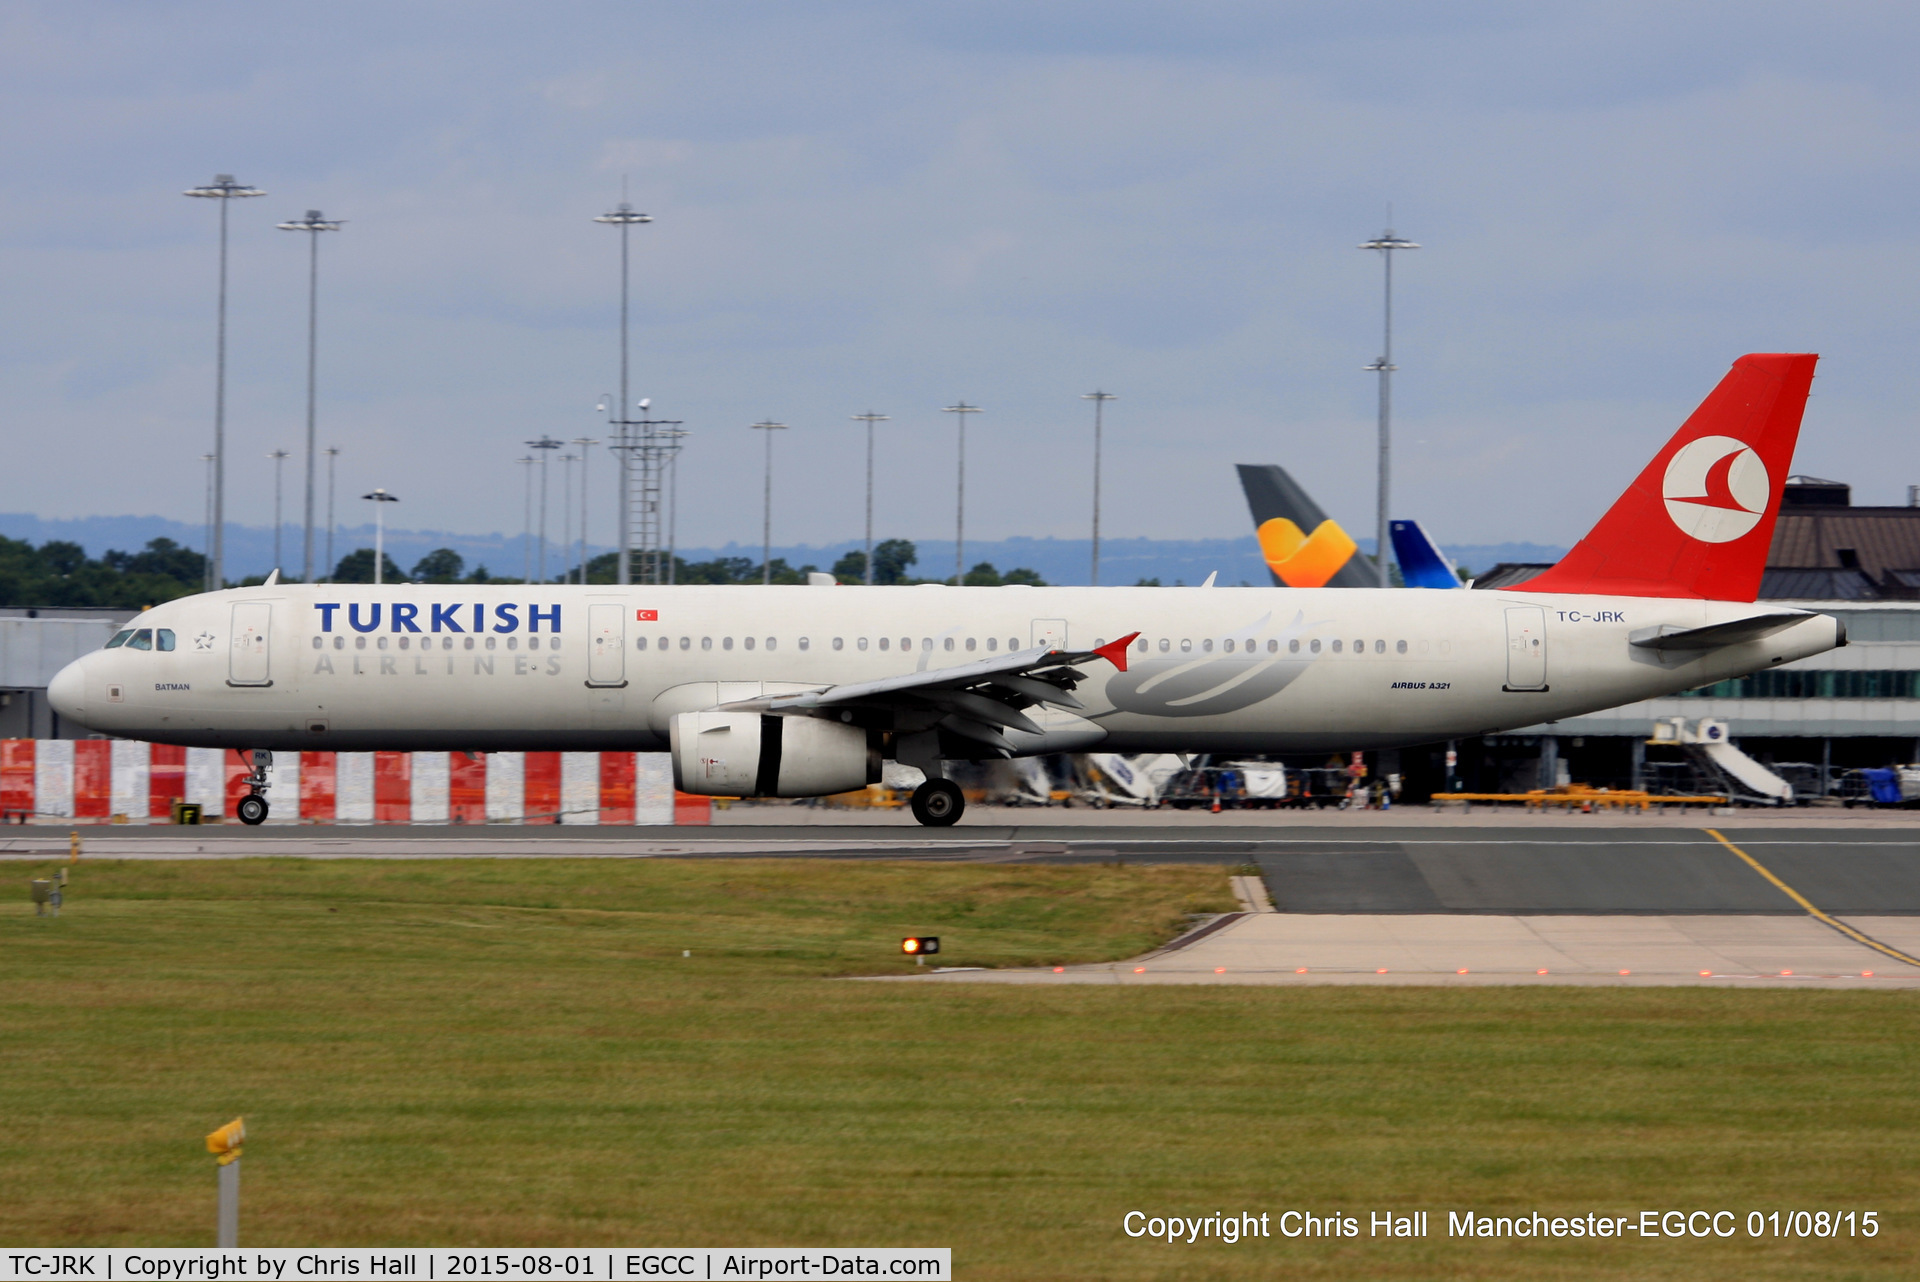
[1520,353,1817,601]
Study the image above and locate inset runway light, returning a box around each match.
[901,937,940,956]
[1700,970,1713,977]
[1456,968,1468,975]
[1781,969,1793,976]
[1536,968,1549,975]
[1295,967,1308,974]
[1052,966,1064,973]
[1863,970,1874,977]
[1133,967,1145,974]
[1376,967,1388,974]
[1619,969,1631,976]
[1214,967,1226,974]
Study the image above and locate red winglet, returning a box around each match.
[1094,632,1141,673]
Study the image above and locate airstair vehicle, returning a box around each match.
[1649,717,1795,806]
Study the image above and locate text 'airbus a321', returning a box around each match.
[52,354,1842,825]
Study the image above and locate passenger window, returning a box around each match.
[105,630,132,649]
[380,636,393,650]
[485,636,495,650]
[1224,639,1235,653]
[1180,639,1192,653]
[944,637,954,651]
[1353,639,1362,653]
[1310,639,1322,654]
[157,629,176,651]
[1159,638,1170,653]
[1202,639,1214,652]
[1267,639,1278,653]
[966,637,976,651]
[1289,639,1299,653]
[743,637,754,650]
[1009,638,1019,651]
[767,637,778,651]
[987,637,998,652]
[443,636,454,650]
[529,637,540,650]
[399,636,410,650]
[1375,639,1386,654]
[637,636,648,650]
[312,636,323,650]
[702,637,713,650]
[658,637,668,650]
[1396,639,1407,654]
[1332,640,1342,653]
[505,637,516,651]
[723,637,734,651]
[680,636,691,650]
[463,636,474,650]
[337,636,348,650]
[858,638,869,651]
[129,629,153,651]
[832,637,843,651]
[1135,639,1148,654]
[879,637,890,651]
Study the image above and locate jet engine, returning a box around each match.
[670,711,880,798]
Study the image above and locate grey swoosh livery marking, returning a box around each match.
[1105,611,1325,718]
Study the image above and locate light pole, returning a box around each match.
[571,436,597,583]
[183,175,266,591]
[361,488,398,584]
[276,210,343,582]
[750,422,788,584]
[851,412,888,584]
[942,401,981,584]
[518,456,536,583]
[267,449,289,574]
[1360,223,1419,588]
[201,453,216,589]
[661,425,689,584]
[1082,391,1117,585]
[526,435,562,583]
[322,446,341,581]
[559,452,576,581]
[593,198,653,585]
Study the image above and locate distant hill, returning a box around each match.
[0,513,1565,586]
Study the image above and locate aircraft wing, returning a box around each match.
[722,633,1140,755]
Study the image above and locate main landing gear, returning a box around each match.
[910,779,965,827]
[236,748,272,825]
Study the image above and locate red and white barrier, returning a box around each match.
[0,740,709,825]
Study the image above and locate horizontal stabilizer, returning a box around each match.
[1628,611,1814,652]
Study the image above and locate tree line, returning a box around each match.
[0,535,1048,608]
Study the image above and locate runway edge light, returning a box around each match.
[901,937,940,960]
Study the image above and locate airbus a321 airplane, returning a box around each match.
[51,353,1841,826]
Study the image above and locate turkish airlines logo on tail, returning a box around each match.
[1662,435,1769,543]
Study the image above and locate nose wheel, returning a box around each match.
[910,779,965,827]
[236,793,270,825]
[235,748,273,825]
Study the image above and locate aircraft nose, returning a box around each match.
[48,658,86,721]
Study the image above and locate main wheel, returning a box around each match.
[910,779,965,827]
[236,794,269,826]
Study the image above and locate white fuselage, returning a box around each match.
[51,583,1842,756]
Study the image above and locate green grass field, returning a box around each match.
[2,856,1915,1280]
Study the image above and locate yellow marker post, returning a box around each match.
[206,1118,245,1247]
[68,831,79,864]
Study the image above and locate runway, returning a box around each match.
[10,819,1920,986]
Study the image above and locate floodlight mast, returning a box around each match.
[322,447,341,581]
[526,435,563,583]
[751,421,789,585]
[593,197,653,585]
[276,210,343,582]
[1082,391,1117,585]
[183,174,266,590]
[570,436,598,583]
[267,449,290,573]
[1360,223,1419,588]
[361,488,398,584]
[851,412,889,584]
[942,401,982,583]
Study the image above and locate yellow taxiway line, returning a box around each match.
[1706,827,1920,969]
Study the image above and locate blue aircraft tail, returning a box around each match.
[1388,520,1461,589]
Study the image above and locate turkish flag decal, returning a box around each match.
[636,609,658,621]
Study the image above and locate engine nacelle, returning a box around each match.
[670,711,880,798]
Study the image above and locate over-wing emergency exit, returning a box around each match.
[52,355,1842,826]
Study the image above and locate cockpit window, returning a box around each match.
[128,629,154,651]
[105,630,133,649]
[156,628,176,652]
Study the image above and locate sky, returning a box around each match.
[6,1,1920,571]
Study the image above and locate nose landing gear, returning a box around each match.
[236,748,273,826]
